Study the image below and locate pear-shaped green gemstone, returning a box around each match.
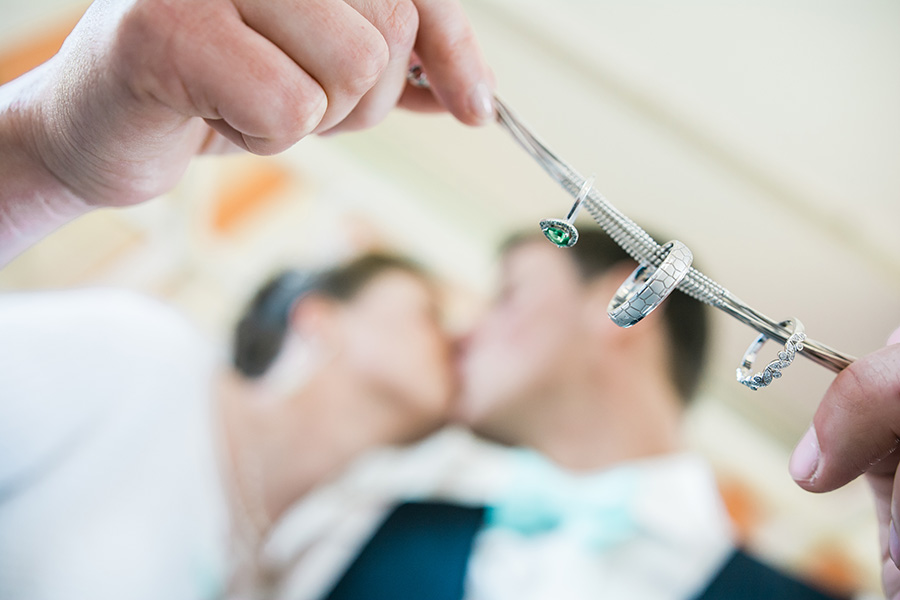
[544,226,571,247]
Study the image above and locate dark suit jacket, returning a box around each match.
[325,501,848,600]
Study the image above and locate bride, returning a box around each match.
[0,252,453,600]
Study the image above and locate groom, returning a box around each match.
[321,228,845,600]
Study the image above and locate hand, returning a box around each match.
[790,327,900,599]
[0,0,493,262]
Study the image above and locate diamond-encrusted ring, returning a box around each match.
[539,176,595,249]
[607,240,693,328]
[737,318,806,391]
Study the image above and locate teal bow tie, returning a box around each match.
[485,450,639,552]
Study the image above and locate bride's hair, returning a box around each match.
[233,253,426,378]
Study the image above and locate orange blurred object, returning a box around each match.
[210,160,292,235]
[0,15,80,85]
[718,476,764,544]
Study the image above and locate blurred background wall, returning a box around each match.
[2,1,898,596]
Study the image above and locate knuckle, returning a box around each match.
[380,0,419,52]
[342,34,390,97]
[249,83,326,149]
[289,86,328,136]
[276,88,327,142]
[113,0,220,104]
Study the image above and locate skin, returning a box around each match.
[790,327,900,599]
[0,0,494,264]
[221,269,453,525]
[455,241,683,471]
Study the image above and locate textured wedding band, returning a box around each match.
[737,318,807,390]
[607,241,693,328]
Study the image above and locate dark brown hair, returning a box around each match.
[233,253,426,378]
[502,227,710,403]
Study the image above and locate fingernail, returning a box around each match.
[891,520,900,567]
[789,425,820,483]
[887,326,900,346]
[469,82,495,123]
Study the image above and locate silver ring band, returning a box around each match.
[607,240,693,328]
[564,175,594,222]
[737,318,806,390]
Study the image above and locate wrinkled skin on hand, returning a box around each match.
[0,0,493,264]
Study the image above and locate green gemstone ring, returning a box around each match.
[539,219,578,248]
[539,175,594,249]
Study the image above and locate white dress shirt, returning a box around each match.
[262,427,735,600]
[0,290,231,600]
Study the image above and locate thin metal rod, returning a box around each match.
[406,66,855,374]
[492,95,856,373]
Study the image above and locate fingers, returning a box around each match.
[197,127,242,155]
[321,0,420,134]
[790,325,900,597]
[410,0,495,125]
[230,0,490,136]
[867,465,900,597]
[103,0,493,163]
[866,466,897,564]
[193,21,328,155]
[397,85,447,113]
[117,0,330,155]
[120,0,492,153]
[234,0,395,135]
[883,564,900,600]
[789,342,900,493]
[325,0,496,132]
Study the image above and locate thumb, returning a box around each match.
[888,326,900,346]
[790,328,900,492]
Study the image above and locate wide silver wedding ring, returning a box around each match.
[737,318,807,391]
[607,241,693,328]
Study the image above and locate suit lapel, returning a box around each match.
[693,550,847,600]
[324,501,485,600]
